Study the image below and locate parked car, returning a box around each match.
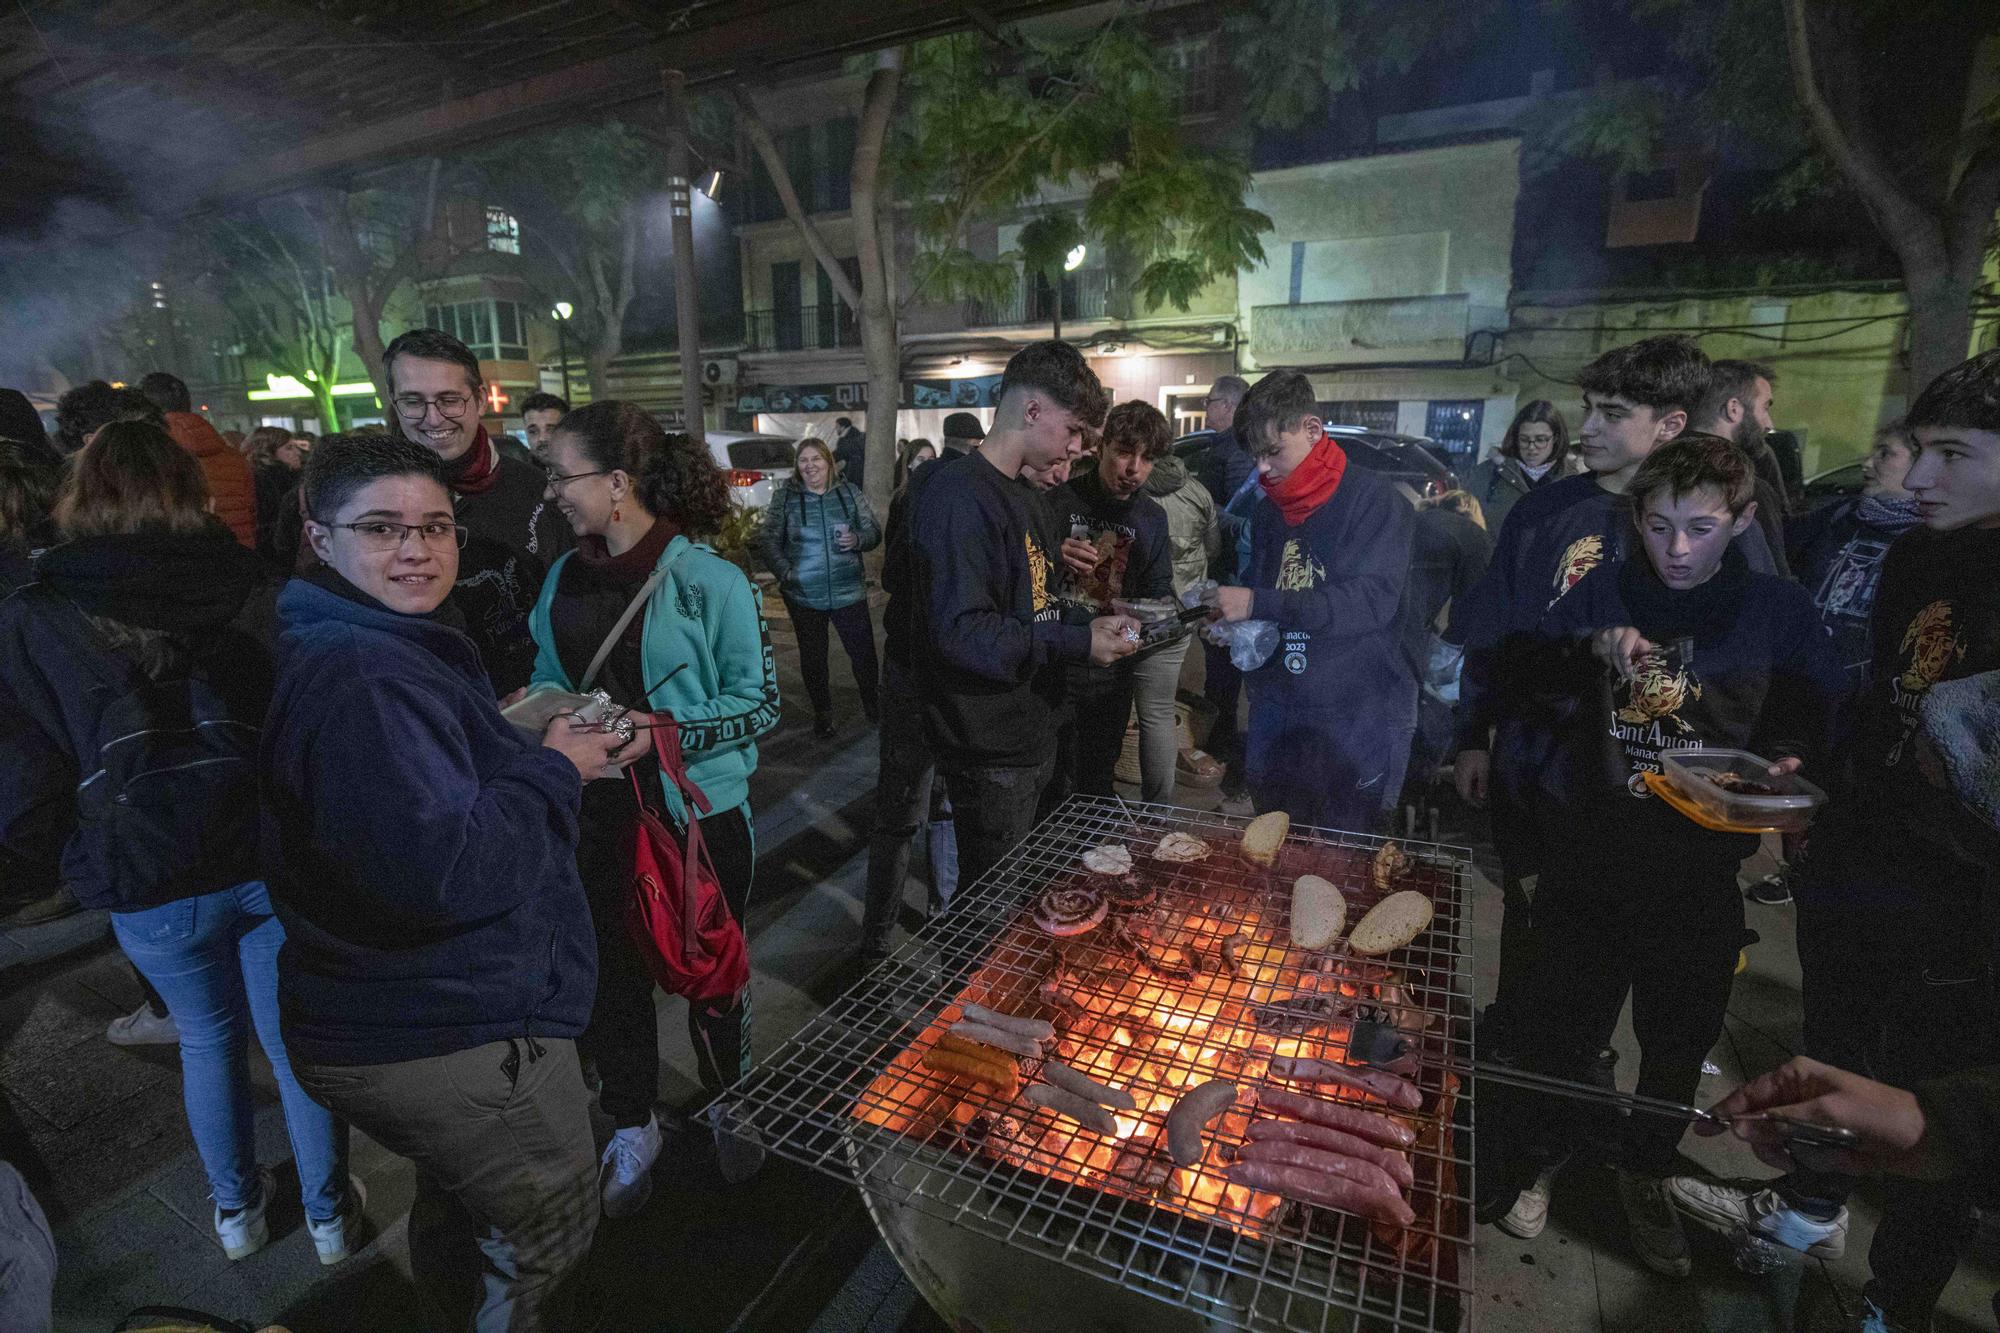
[1801,460,1866,511]
[705,431,797,510]
[1171,426,1455,506]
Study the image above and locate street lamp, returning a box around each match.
[1064,243,1087,272]
[551,301,574,402]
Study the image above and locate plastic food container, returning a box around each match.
[1660,747,1826,832]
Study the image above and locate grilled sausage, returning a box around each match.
[1227,1161,1416,1228]
[1255,1086,1418,1149]
[1267,1056,1423,1111]
[1166,1080,1239,1167]
[949,1020,1045,1059]
[936,1031,1016,1066]
[1244,1118,1414,1189]
[922,1046,1019,1097]
[1231,1138,1403,1197]
[961,1004,1056,1041]
[1041,1061,1137,1111]
[1025,1082,1120,1135]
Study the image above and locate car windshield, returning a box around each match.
[728,439,796,470]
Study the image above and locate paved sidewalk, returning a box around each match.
[8,591,1998,1330]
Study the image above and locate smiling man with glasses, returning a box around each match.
[382,328,572,693]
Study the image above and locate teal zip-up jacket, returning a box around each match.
[755,478,882,612]
[529,534,780,824]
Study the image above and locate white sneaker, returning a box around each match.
[306,1175,368,1266]
[709,1102,766,1185]
[106,1004,179,1046]
[214,1166,276,1260]
[1497,1165,1560,1240]
[1666,1175,1848,1258]
[599,1114,663,1218]
[1615,1170,1690,1278]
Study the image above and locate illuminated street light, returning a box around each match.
[550,302,575,400]
[704,169,724,200]
[1064,243,1087,272]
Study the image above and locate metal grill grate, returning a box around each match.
[725,796,1478,1332]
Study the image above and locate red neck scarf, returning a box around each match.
[577,515,679,582]
[444,427,499,497]
[1260,435,1347,526]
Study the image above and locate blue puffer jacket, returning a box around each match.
[755,478,881,612]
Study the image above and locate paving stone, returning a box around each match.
[51,1183,231,1327]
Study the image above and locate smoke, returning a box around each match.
[0,55,274,389]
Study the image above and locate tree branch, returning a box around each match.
[1946,134,2000,279]
[734,86,864,311]
[1782,0,1942,265]
[850,47,903,318]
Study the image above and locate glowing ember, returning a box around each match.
[852,840,1461,1264]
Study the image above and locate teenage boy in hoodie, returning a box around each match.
[1050,401,1175,797]
[1481,434,1843,1274]
[263,433,626,1332]
[1669,350,2000,1326]
[385,328,573,694]
[907,341,1137,893]
[1209,370,1415,832]
[1452,336,1779,1049]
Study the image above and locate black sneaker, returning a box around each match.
[1747,874,1792,906]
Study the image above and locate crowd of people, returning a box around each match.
[0,322,1995,1331]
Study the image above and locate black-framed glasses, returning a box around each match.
[542,467,612,492]
[323,520,469,552]
[392,392,475,421]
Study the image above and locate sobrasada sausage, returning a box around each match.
[1244,1117,1414,1189]
[1255,1086,1417,1149]
[1267,1055,1423,1111]
[1227,1161,1415,1227]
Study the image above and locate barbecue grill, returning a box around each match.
[724,796,1478,1332]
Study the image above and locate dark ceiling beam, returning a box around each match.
[205,0,1102,203]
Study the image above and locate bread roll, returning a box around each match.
[1348,890,1435,956]
[1289,875,1347,949]
[1240,811,1289,868]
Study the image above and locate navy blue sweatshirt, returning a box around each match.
[1047,466,1174,610]
[1454,470,1780,756]
[1532,549,1844,871]
[259,577,596,1067]
[1241,464,1417,805]
[909,451,1090,767]
[1832,524,2000,869]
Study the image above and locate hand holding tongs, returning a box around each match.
[1345,1018,1860,1151]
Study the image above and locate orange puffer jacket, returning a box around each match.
[164,412,256,547]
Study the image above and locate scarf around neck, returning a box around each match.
[1260,434,1348,526]
[1857,492,1923,534]
[444,427,499,497]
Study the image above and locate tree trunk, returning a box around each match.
[851,50,905,519]
[310,378,342,435]
[585,346,616,404]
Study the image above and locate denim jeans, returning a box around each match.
[863,660,958,952]
[111,881,347,1220]
[942,753,1056,896]
[0,1162,53,1333]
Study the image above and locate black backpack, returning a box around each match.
[49,606,261,910]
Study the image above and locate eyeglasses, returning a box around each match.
[392,392,475,421]
[542,467,611,492]
[323,520,469,551]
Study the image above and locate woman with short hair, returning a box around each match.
[263,431,626,1330]
[756,436,881,736]
[0,422,355,1266]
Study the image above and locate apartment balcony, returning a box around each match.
[745,304,862,353]
[966,268,1110,329]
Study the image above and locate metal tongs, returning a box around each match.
[1346,1018,1859,1151]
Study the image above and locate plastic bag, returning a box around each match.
[1184,579,1279,671]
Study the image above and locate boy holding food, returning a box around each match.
[1483,434,1842,1276]
[1668,349,2000,1325]
[1206,370,1415,833]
